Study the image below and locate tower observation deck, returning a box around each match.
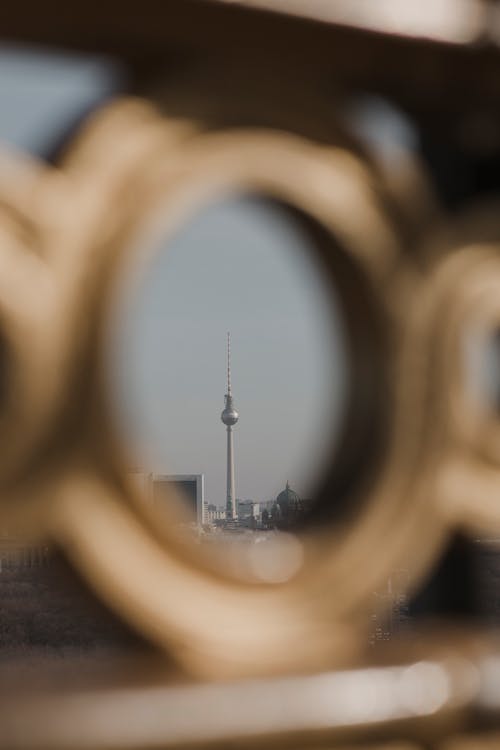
[221,332,239,520]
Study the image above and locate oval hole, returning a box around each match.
[106,195,363,580]
[464,324,500,417]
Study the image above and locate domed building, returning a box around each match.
[271,481,304,528]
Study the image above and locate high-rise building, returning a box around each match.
[151,474,205,526]
[127,471,206,526]
[221,332,239,520]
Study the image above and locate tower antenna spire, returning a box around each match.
[227,331,232,396]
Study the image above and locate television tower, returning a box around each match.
[221,332,239,520]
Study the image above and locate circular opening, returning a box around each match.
[104,193,386,582]
[464,324,500,418]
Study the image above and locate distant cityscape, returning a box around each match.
[129,471,313,533]
[127,333,409,646]
[4,332,500,657]
[129,333,313,534]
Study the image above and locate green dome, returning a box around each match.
[276,481,302,514]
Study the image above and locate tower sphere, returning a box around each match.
[221,396,239,426]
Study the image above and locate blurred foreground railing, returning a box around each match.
[2,1,500,748]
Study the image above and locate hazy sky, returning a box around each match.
[0,44,122,157]
[109,197,347,504]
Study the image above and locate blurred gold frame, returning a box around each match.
[0,97,499,681]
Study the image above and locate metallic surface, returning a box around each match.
[0,89,489,730]
[2,1,500,748]
[0,629,499,749]
[212,0,488,43]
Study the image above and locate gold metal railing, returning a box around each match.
[2,2,500,747]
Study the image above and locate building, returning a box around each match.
[151,474,205,526]
[127,470,206,526]
[237,500,260,527]
[269,482,306,528]
[205,505,227,524]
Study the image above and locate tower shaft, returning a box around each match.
[226,425,236,519]
[221,332,239,522]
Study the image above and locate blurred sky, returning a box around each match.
[0,44,347,505]
[0,44,122,157]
